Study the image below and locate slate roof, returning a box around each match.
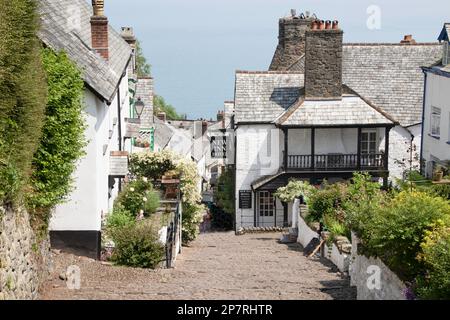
[236,43,442,127]
[342,44,442,127]
[38,0,132,104]
[280,93,395,127]
[234,71,304,123]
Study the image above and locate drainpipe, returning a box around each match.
[117,85,122,192]
[420,69,428,176]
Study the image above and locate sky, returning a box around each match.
[105,0,450,120]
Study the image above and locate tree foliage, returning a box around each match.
[154,95,183,120]
[0,0,47,204]
[26,49,86,222]
[135,40,151,77]
[214,167,235,215]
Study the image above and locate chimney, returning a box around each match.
[217,111,225,122]
[400,34,417,45]
[157,112,167,122]
[91,0,109,61]
[269,11,317,71]
[121,27,136,72]
[202,121,208,135]
[304,19,343,99]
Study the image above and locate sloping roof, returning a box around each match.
[438,23,450,42]
[235,71,304,123]
[38,0,132,103]
[342,44,442,126]
[280,94,395,127]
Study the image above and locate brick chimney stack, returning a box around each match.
[91,0,109,61]
[305,20,343,99]
[400,35,417,45]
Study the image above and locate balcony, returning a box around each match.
[286,153,386,171]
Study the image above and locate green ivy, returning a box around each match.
[26,48,86,228]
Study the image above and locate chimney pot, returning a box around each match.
[325,20,332,30]
[318,20,325,30]
[92,0,105,16]
[311,20,318,30]
[400,34,416,44]
[332,20,339,30]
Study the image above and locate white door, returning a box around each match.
[257,191,276,227]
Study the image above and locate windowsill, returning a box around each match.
[429,134,441,140]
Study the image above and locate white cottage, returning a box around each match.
[233,14,442,230]
[421,23,450,178]
[38,0,134,258]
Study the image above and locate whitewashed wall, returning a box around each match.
[235,124,282,228]
[51,72,130,232]
[422,72,450,177]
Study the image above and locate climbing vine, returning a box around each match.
[27,48,86,231]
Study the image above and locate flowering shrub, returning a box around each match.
[114,178,160,218]
[416,221,450,299]
[182,203,204,245]
[275,180,315,203]
[307,182,348,225]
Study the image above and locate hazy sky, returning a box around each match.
[105,0,450,119]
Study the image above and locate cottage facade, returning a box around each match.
[421,24,450,178]
[38,0,134,258]
[233,13,442,229]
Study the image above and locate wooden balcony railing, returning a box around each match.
[286,153,385,171]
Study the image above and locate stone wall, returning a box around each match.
[305,29,343,99]
[349,233,407,300]
[269,17,314,71]
[0,206,52,300]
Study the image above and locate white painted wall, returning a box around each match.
[51,71,130,232]
[235,124,282,228]
[422,72,450,177]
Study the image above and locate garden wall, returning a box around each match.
[297,214,319,248]
[349,234,407,300]
[0,206,52,300]
[323,242,350,273]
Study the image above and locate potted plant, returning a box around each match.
[433,165,444,182]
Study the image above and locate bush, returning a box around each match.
[110,220,165,269]
[182,203,204,245]
[214,167,235,216]
[360,191,450,280]
[323,214,350,240]
[416,221,450,299]
[307,182,348,224]
[106,205,135,231]
[275,180,315,203]
[115,178,160,218]
[344,173,389,237]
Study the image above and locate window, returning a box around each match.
[431,107,441,138]
[258,191,275,217]
[444,42,450,66]
[361,130,377,154]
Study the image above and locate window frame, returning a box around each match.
[258,191,275,217]
[361,129,378,155]
[430,106,441,138]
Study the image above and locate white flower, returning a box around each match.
[143,197,148,202]
[139,210,144,214]
[142,177,148,183]
[130,187,135,192]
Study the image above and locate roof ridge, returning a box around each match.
[236,70,304,75]
[344,42,440,46]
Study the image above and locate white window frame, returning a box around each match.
[361,129,378,154]
[258,191,275,217]
[431,107,441,138]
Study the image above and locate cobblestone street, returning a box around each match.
[40,232,356,300]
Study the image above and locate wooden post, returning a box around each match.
[283,128,288,170]
[385,127,391,171]
[357,127,362,170]
[311,128,316,170]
